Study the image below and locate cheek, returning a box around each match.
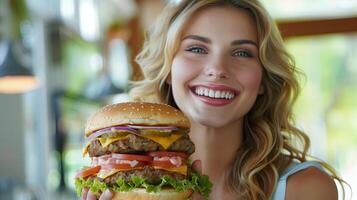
[171,56,201,84]
[171,58,185,82]
[236,66,263,91]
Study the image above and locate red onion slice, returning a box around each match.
[85,126,138,144]
[127,125,178,131]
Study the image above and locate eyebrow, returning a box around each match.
[182,34,258,47]
[231,39,258,47]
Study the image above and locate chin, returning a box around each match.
[192,116,230,128]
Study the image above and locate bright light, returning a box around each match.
[0,76,39,93]
[109,38,131,89]
[79,0,99,41]
[60,0,75,22]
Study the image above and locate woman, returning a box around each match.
[84,0,346,199]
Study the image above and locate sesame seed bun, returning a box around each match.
[84,102,190,137]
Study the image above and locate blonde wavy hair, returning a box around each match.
[130,0,347,199]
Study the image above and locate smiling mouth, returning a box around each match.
[191,86,236,100]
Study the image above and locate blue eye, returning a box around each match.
[233,50,252,58]
[186,46,207,54]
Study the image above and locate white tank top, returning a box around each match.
[271,161,324,200]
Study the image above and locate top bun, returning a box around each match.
[85,102,190,137]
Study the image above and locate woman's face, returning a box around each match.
[171,5,263,128]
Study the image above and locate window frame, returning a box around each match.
[277,16,357,38]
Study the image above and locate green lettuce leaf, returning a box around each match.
[75,172,212,198]
[75,178,108,196]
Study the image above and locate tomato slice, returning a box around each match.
[111,153,152,162]
[75,166,101,178]
[101,163,133,170]
[147,151,188,159]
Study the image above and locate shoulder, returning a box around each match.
[285,166,338,200]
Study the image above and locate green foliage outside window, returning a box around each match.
[286,35,357,199]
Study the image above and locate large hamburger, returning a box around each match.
[75,102,212,200]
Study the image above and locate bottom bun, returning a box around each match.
[112,188,193,200]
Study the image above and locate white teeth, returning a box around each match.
[215,91,221,98]
[194,87,235,99]
[209,90,215,98]
[204,89,209,96]
[226,93,230,99]
[221,91,226,98]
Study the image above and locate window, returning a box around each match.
[262,1,357,198]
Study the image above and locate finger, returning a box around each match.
[82,188,89,200]
[99,189,114,200]
[86,190,97,200]
[192,160,202,174]
[191,193,206,200]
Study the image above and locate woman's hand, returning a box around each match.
[82,188,113,200]
[191,160,207,200]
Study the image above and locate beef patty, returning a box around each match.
[101,166,188,185]
[88,134,195,157]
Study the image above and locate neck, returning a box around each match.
[189,120,243,184]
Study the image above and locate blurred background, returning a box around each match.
[0,0,356,199]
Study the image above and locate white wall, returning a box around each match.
[0,89,51,199]
[0,93,26,182]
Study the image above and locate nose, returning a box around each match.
[207,71,229,79]
[204,54,229,79]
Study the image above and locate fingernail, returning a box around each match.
[99,189,114,200]
[87,190,96,200]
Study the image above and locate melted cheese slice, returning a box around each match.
[82,143,90,157]
[98,135,129,147]
[97,167,145,179]
[82,132,184,156]
[82,135,129,157]
[153,165,188,176]
[140,133,183,149]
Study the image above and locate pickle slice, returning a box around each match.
[100,130,130,138]
[139,129,173,136]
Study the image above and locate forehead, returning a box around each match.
[181,5,258,42]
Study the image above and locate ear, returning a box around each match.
[165,73,172,85]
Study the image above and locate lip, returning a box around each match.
[189,83,239,106]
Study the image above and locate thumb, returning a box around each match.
[82,188,89,200]
[86,190,97,200]
[192,160,202,174]
[99,189,114,200]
